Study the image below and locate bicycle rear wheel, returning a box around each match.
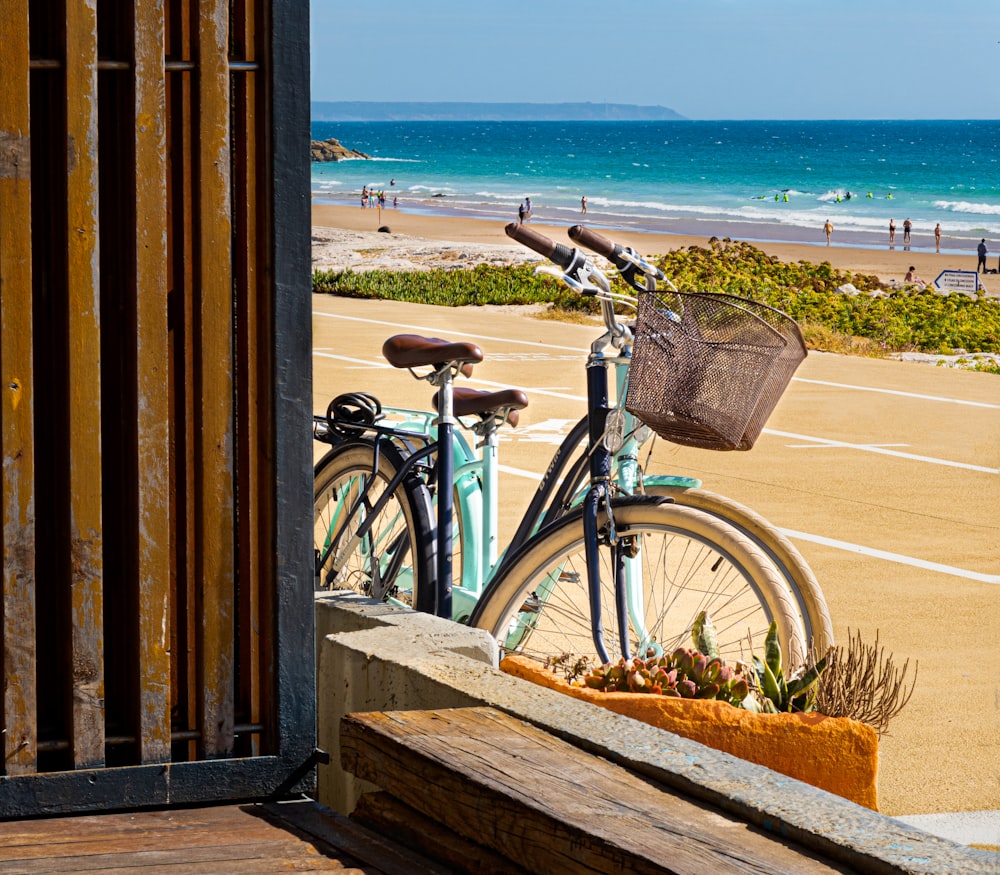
[470,499,806,668]
[314,441,435,607]
[644,484,834,653]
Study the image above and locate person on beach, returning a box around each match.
[903,218,912,246]
[934,223,942,253]
[977,239,988,272]
[823,219,833,246]
[889,219,896,245]
[581,195,587,214]
[904,266,924,286]
[518,202,526,224]
[524,196,532,219]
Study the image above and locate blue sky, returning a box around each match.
[310,0,999,120]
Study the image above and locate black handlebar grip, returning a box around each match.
[568,224,628,269]
[504,222,575,269]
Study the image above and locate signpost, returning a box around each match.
[933,270,982,297]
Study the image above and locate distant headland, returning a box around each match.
[310,101,686,122]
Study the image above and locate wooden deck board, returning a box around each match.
[0,800,458,874]
[341,707,854,875]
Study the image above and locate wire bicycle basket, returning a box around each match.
[625,291,807,451]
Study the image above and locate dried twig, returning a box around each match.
[814,629,917,736]
[544,652,592,683]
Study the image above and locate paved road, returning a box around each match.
[313,294,1000,823]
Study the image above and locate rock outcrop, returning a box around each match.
[310,138,371,162]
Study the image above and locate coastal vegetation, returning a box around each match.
[312,239,1000,371]
[545,613,914,735]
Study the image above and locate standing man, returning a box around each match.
[581,195,587,214]
[976,238,988,273]
[934,223,942,253]
[823,219,834,246]
[903,218,912,246]
[889,219,896,245]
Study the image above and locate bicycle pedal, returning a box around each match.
[519,592,543,614]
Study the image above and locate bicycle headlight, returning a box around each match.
[603,409,627,454]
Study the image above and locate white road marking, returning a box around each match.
[786,443,910,449]
[781,529,1000,585]
[314,352,995,473]
[496,461,999,583]
[314,351,392,369]
[497,464,544,481]
[314,308,997,410]
[312,321,996,584]
[793,377,1000,409]
[767,429,998,475]
[313,309,584,352]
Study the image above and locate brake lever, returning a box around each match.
[533,260,610,296]
[618,247,665,281]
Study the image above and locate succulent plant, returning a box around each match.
[744,621,828,714]
[691,610,720,660]
[581,646,751,707]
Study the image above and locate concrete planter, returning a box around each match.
[501,655,879,810]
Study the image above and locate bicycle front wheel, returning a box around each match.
[470,499,806,668]
[644,485,834,654]
[314,441,435,606]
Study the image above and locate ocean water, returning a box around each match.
[311,120,1000,254]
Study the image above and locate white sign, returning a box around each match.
[934,270,982,295]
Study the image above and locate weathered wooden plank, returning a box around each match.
[164,0,200,763]
[341,708,848,875]
[230,31,264,756]
[0,819,284,859]
[196,0,236,758]
[268,0,318,780]
[133,0,172,765]
[64,0,106,769]
[0,0,37,778]
[0,805,278,845]
[353,791,517,875]
[8,862,355,875]
[0,801,441,874]
[255,800,459,875]
[0,841,353,873]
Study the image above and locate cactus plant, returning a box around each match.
[745,621,828,714]
[691,610,720,659]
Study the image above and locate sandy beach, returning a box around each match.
[313,202,996,295]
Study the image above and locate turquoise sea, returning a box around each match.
[311,120,1000,255]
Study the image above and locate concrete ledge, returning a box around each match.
[315,594,996,874]
[315,591,499,665]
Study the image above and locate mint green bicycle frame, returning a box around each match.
[374,341,699,640]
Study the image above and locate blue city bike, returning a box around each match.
[313,223,831,666]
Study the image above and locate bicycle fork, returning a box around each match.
[581,357,635,665]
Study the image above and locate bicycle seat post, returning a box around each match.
[432,374,456,620]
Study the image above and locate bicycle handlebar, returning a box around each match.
[504,222,576,270]
[567,224,622,266]
[568,224,665,289]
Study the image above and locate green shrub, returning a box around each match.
[312,239,1000,360]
